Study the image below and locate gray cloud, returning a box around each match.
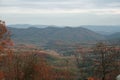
[96,0,120,3]
[0,0,120,25]
[1,0,120,10]
[19,0,120,4]
[1,13,120,26]
[0,0,120,15]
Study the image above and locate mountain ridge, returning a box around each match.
[8,26,106,46]
[8,24,120,35]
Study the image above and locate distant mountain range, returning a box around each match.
[8,26,105,46]
[8,24,49,28]
[8,24,120,35]
[8,24,120,46]
[82,25,120,35]
[107,32,120,45]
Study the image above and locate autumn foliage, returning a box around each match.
[74,43,120,80]
[1,20,120,80]
[0,20,73,80]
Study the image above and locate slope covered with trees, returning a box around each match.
[0,23,119,80]
[9,27,106,46]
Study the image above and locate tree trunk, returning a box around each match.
[102,75,105,80]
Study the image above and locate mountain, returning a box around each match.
[8,24,120,35]
[7,24,59,29]
[81,25,120,35]
[8,26,106,46]
[8,24,48,28]
[108,32,120,39]
[107,32,120,45]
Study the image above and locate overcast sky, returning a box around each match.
[0,0,120,26]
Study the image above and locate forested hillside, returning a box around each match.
[9,27,105,46]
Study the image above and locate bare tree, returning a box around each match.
[92,43,120,80]
[74,46,93,80]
